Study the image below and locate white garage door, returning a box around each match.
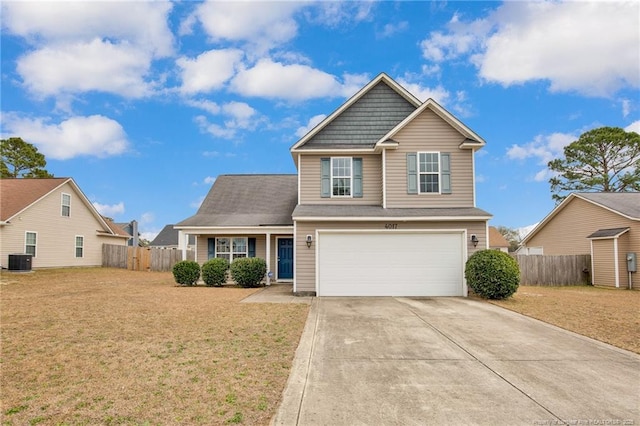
[317,231,464,297]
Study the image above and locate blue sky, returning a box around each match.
[2,1,639,240]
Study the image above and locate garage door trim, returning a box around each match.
[315,228,468,297]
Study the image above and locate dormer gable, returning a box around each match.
[290,73,420,163]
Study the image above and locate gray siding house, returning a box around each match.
[176,73,491,296]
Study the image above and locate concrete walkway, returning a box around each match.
[241,284,312,304]
[273,297,640,425]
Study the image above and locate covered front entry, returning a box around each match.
[316,230,465,297]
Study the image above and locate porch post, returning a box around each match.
[178,230,187,261]
[266,232,272,286]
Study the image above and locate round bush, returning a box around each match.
[202,257,229,287]
[172,260,201,286]
[230,257,267,288]
[465,249,520,299]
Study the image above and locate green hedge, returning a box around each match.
[230,257,266,288]
[465,250,520,299]
[202,257,229,287]
[172,260,201,286]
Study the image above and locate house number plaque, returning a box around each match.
[384,223,398,229]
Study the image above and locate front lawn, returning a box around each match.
[1,268,310,425]
[488,285,639,354]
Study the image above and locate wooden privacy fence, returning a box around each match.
[514,254,591,286]
[102,244,195,272]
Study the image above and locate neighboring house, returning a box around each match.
[518,192,639,289]
[489,226,510,252]
[0,178,130,269]
[150,224,196,249]
[176,73,491,296]
[115,220,139,246]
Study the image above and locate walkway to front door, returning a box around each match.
[277,238,293,280]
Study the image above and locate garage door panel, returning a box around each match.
[318,232,464,297]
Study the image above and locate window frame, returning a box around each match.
[61,193,71,217]
[215,237,248,261]
[75,235,84,258]
[25,231,37,257]
[418,152,441,194]
[330,157,353,198]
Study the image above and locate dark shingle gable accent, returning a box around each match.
[300,81,417,148]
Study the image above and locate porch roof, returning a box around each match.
[176,174,297,227]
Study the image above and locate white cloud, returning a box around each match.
[177,49,244,94]
[396,78,450,104]
[3,2,173,101]
[626,120,640,134]
[2,114,129,160]
[621,99,632,118]
[378,21,409,38]
[204,176,216,185]
[140,230,160,242]
[17,39,155,98]
[231,60,343,101]
[306,2,375,27]
[420,2,640,97]
[296,114,327,138]
[190,1,302,53]
[194,116,236,140]
[93,202,125,217]
[186,99,221,115]
[506,132,577,164]
[1,2,174,56]
[140,212,155,225]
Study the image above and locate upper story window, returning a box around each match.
[320,157,363,198]
[419,152,440,193]
[332,157,352,197]
[25,231,37,257]
[407,152,451,195]
[61,193,71,217]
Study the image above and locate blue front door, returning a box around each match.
[277,238,294,280]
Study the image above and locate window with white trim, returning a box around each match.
[25,232,37,257]
[215,237,248,261]
[75,236,84,258]
[331,157,352,197]
[418,152,440,193]
[61,193,71,217]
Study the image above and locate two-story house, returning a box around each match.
[175,73,491,296]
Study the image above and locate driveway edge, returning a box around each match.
[271,297,319,425]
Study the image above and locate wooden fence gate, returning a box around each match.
[102,244,195,272]
[514,254,591,286]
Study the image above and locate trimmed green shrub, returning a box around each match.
[172,260,201,286]
[465,249,520,300]
[202,257,229,287]
[230,257,266,288]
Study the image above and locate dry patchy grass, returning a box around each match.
[488,285,640,354]
[1,268,310,425]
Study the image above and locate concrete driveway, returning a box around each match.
[273,297,640,425]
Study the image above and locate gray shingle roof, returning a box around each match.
[292,204,492,219]
[577,192,640,219]
[150,225,196,246]
[586,227,630,239]
[177,175,298,227]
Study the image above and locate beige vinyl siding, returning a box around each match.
[592,239,616,287]
[195,234,293,282]
[294,220,487,293]
[386,109,475,208]
[0,182,126,268]
[298,154,382,205]
[616,233,632,289]
[527,197,637,255]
